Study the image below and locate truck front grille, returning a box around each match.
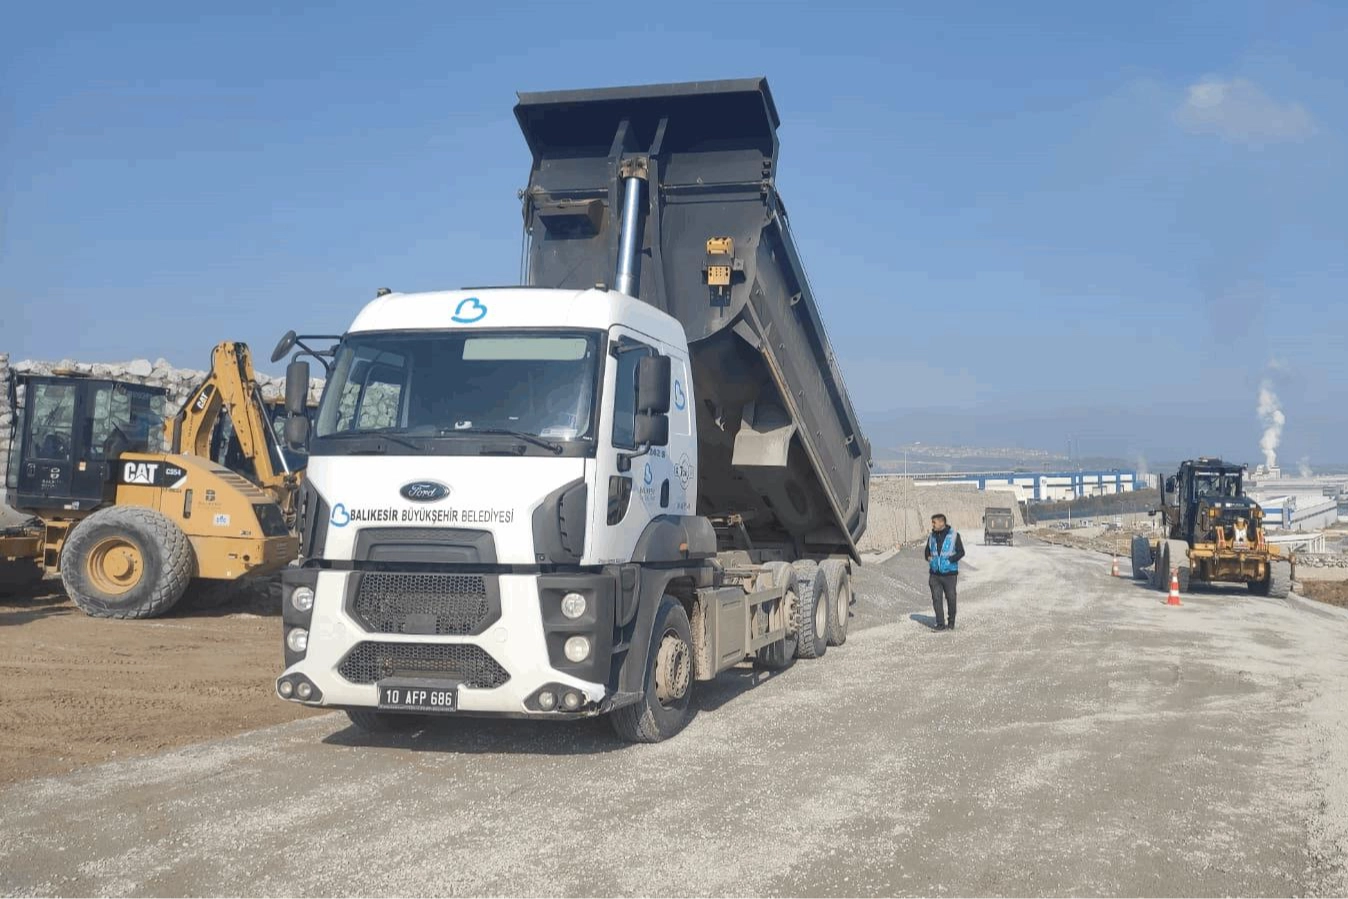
[350,572,495,636]
[337,641,510,688]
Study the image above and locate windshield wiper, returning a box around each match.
[321,430,424,453]
[438,427,564,455]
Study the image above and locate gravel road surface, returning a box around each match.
[2,536,1345,897]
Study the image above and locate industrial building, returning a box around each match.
[1249,491,1340,532]
[882,469,1148,503]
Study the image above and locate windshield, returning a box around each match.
[313,329,601,455]
[1193,471,1241,499]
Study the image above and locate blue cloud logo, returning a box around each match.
[673,379,686,411]
[643,463,653,486]
[330,503,350,527]
[452,296,487,324]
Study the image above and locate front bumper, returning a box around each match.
[276,569,618,717]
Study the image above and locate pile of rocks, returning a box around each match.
[858,477,1024,553]
[1292,554,1348,570]
[0,352,324,487]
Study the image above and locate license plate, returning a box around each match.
[378,683,458,711]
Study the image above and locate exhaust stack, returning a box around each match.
[614,158,648,298]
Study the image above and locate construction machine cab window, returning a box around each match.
[1193,471,1241,500]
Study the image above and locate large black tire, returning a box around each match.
[791,561,828,660]
[345,709,425,733]
[1153,543,1171,592]
[1131,535,1152,581]
[610,596,695,743]
[820,559,852,647]
[60,506,194,619]
[1250,560,1292,599]
[752,562,799,671]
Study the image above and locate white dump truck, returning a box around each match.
[272,79,871,742]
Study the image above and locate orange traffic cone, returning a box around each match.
[1111,557,1120,578]
[1166,568,1182,606]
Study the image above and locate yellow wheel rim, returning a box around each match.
[86,537,144,596]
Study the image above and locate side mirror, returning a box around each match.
[1164,477,1176,494]
[285,413,310,450]
[636,355,672,413]
[634,412,669,448]
[285,360,310,417]
[271,330,298,364]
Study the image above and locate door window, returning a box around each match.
[27,382,77,462]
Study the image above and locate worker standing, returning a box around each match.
[925,513,965,631]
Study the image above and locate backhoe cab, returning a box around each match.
[1131,457,1291,598]
[1,370,297,617]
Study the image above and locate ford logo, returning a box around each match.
[400,481,451,503]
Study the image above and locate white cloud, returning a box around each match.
[1176,76,1316,145]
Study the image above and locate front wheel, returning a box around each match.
[60,506,194,618]
[610,596,695,743]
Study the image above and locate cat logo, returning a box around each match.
[117,461,188,489]
[123,462,160,484]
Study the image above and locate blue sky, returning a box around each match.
[3,1,1345,466]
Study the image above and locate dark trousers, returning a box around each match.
[929,572,957,625]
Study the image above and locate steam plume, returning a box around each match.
[1257,380,1284,470]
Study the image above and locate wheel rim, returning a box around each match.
[814,584,828,638]
[836,578,851,632]
[86,537,144,595]
[653,627,691,707]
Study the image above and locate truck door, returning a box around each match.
[591,330,684,561]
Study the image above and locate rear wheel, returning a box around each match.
[820,559,852,646]
[60,506,194,619]
[611,596,695,743]
[1250,560,1292,598]
[345,709,425,733]
[791,561,828,660]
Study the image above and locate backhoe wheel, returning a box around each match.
[752,561,799,671]
[791,561,828,660]
[1130,536,1152,581]
[60,506,194,619]
[820,559,852,646]
[1153,544,1171,593]
[610,596,695,743]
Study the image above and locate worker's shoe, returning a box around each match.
[948,618,956,631]
[933,622,947,631]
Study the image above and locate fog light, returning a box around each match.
[296,682,313,700]
[561,592,587,619]
[564,635,591,662]
[537,691,557,711]
[286,627,309,653]
[563,691,582,711]
[278,680,294,698]
[291,585,314,612]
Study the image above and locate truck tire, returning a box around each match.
[820,559,851,646]
[345,709,424,733]
[753,561,798,671]
[610,596,695,743]
[791,561,828,660]
[1153,543,1171,592]
[60,506,194,619]
[1130,535,1152,581]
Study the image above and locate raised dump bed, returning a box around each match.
[515,78,870,558]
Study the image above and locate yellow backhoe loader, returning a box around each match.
[1,360,298,618]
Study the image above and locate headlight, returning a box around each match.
[286,628,309,653]
[537,691,557,711]
[291,586,314,612]
[561,592,587,619]
[564,635,591,662]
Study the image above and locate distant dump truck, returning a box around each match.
[1132,457,1290,597]
[983,507,1014,545]
[271,78,870,743]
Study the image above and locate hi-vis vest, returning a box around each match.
[929,530,959,575]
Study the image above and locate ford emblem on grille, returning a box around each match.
[400,480,451,502]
